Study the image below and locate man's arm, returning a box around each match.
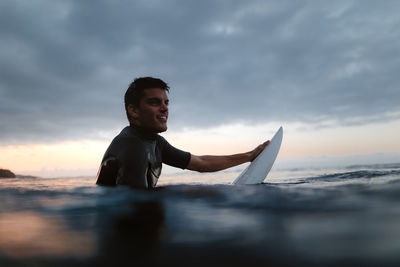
[186,141,270,172]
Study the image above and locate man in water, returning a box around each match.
[96,77,269,188]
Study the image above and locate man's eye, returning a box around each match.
[148,99,159,105]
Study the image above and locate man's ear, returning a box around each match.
[127,104,139,120]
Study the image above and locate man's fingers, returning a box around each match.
[251,140,270,161]
[261,140,270,150]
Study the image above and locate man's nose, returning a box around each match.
[160,103,168,113]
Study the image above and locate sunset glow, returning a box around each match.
[0,140,108,177]
[2,119,399,177]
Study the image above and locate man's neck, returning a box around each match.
[129,124,158,140]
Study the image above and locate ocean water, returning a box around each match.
[1,163,400,266]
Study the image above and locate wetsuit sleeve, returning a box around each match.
[159,137,191,169]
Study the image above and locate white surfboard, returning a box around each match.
[233,127,283,185]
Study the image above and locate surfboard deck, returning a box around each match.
[233,127,283,185]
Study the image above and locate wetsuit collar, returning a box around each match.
[129,124,158,140]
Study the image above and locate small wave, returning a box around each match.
[294,169,400,185]
[345,162,400,170]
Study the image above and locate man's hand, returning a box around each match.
[248,140,270,161]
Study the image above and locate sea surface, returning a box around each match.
[1,163,400,266]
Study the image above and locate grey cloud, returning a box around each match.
[1,0,400,144]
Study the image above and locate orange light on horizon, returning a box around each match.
[1,119,399,177]
[0,140,108,176]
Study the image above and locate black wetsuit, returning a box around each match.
[96,126,191,189]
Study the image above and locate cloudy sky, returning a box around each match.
[1,0,400,177]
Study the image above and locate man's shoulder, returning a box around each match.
[112,126,141,141]
[156,134,167,142]
[108,127,144,150]
[155,134,170,148]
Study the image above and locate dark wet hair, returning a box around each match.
[124,77,170,122]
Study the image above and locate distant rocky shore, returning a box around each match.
[0,169,38,179]
[0,168,16,178]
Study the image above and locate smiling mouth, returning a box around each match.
[158,115,167,121]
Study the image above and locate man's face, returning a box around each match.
[129,88,169,133]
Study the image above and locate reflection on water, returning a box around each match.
[94,201,166,266]
[1,164,400,266]
[0,211,95,258]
